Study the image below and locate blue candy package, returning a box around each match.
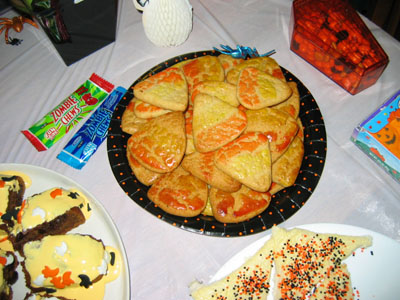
[57,86,127,169]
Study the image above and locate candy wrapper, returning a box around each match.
[22,73,115,151]
[57,86,127,169]
[351,90,400,183]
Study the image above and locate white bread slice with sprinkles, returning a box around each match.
[271,226,372,300]
[190,226,372,300]
[190,234,274,300]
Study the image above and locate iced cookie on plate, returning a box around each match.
[127,111,186,173]
[217,53,245,75]
[182,151,241,193]
[209,185,271,223]
[147,166,208,217]
[133,67,188,111]
[226,56,285,84]
[215,132,272,192]
[272,81,300,119]
[127,148,161,186]
[296,117,304,141]
[272,136,304,187]
[121,99,149,135]
[237,67,292,109]
[181,55,224,92]
[184,105,196,155]
[245,107,299,162]
[192,93,247,153]
[191,81,239,107]
[133,99,171,119]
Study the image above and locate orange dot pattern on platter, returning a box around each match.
[106,50,326,237]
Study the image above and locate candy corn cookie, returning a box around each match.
[192,93,247,153]
[272,136,304,187]
[147,166,208,217]
[209,185,271,223]
[133,67,188,111]
[215,132,272,192]
[226,56,285,84]
[133,99,171,119]
[127,148,161,186]
[272,81,300,119]
[184,105,196,155]
[191,81,239,107]
[245,107,299,162]
[181,55,224,92]
[237,67,292,109]
[217,53,245,75]
[127,111,186,173]
[121,99,150,135]
[181,151,241,193]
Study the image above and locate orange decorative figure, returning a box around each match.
[0,16,38,45]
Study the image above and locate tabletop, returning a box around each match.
[1,0,399,299]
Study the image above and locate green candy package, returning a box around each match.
[22,73,115,151]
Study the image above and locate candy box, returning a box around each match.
[351,90,400,183]
[289,0,389,95]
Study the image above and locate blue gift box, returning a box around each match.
[351,90,400,183]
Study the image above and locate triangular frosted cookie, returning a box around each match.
[191,232,274,300]
[121,98,150,135]
[209,185,271,223]
[184,104,196,155]
[127,148,161,186]
[237,67,292,109]
[215,132,272,192]
[245,107,299,162]
[191,81,239,107]
[272,81,300,119]
[181,151,241,193]
[272,136,304,187]
[192,93,247,153]
[127,112,186,173]
[272,227,372,300]
[133,67,188,111]
[181,55,225,92]
[147,166,207,217]
[217,53,244,75]
[133,99,171,119]
[226,56,285,85]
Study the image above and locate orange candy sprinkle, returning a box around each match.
[50,188,63,199]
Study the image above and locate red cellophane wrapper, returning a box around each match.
[289,0,389,95]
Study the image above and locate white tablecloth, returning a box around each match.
[1,1,399,299]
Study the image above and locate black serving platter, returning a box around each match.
[107,50,327,237]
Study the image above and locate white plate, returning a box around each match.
[0,163,130,300]
[211,223,400,300]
